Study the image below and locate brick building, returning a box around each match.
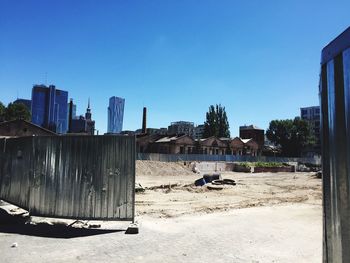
[239,125,264,152]
[151,135,195,154]
[197,136,227,155]
[230,137,259,156]
[0,120,56,137]
[136,134,259,156]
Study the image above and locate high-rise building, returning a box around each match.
[107,96,125,133]
[300,106,321,151]
[194,124,204,139]
[31,84,68,133]
[168,121,195,137]
[300,106,320,135]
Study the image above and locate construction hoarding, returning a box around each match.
[0,135,135,221]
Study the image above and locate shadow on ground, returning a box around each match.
[0,208,125,239]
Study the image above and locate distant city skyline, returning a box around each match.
[1,1,350,136]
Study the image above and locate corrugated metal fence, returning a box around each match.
[0,135,135,221]
[320,27,350,262]
[137,153,321,165]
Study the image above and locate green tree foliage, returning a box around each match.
[266,117,314,157]
[203,104,230,138]
[0,102,5,121]
[4,103,31,121]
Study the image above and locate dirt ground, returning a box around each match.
[0,161,323,263]
[136,161,322,218]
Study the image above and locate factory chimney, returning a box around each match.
[142,107,147,134]
[68,99,73,133]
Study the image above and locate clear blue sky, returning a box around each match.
[1,0,349,136]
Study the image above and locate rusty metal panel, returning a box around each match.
[320,27,350,263]
[0,135,135,221]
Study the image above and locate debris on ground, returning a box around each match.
[192,163,200,173]
[206,184,224,190]
[297,162,322,172]
[203,173,222,183]
[11,242,18,248]
[88,223,101,229]
[194,178,206,186]
[315,171,322,179]
[0,205,29,225]
[135,183,145,193]
[125,223,139,234]
[193,173,236,190]
[146,183,180,191]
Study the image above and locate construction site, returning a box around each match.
[0,159,322,263]
[3,3,350,263]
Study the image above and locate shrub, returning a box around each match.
[254,162,287,168]
[236,162,251,168]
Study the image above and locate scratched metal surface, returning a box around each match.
[321,27,350,263]
[0,135,135,221]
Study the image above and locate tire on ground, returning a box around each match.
[211,179,225,185]
[207,184,224,190]
[223,179,236,185]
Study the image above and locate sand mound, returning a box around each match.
[136,160,194,176]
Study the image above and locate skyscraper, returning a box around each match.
[107,96,125,133]
[31,84,68,133]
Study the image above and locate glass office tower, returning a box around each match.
[31,85,68,133]
[320,27,350,262]
[107,96,125,133]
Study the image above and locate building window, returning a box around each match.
[180,146,184,154]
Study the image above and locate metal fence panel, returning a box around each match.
[320,27,350,263]
[0,137,33,210]
[136,153,321,165]
[0,135,135,221]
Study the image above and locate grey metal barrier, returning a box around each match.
[136,153,321,165]
[320,27,350,262]
[0,135,135,221]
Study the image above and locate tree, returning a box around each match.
[4,103,31,121]
[0,101,5,122]
[266,117,314,157]
[203,104,230,138]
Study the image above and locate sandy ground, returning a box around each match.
[0,161,323,262]
[136,161,322,218]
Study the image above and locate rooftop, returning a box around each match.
[239,125,263,130]
[170,121,194,126]
[155,135,187,143]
